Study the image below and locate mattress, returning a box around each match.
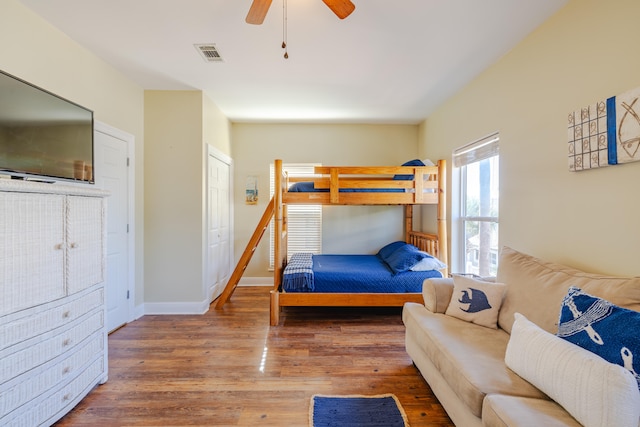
[288,182,404,193]
[283,254,442,293]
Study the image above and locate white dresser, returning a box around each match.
[0,179,109,427]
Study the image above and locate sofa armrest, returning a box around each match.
[422,278,454,313]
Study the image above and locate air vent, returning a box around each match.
[195,44,224,62]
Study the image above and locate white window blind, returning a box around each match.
[269,163,322,269]
[453,132,500,168]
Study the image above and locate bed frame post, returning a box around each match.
[272,160,285,324]
[270,290,280,326]
[404,205,413,243]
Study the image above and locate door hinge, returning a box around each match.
[127,224,129,233]
[127,290,130,300]
[127,157,130,167]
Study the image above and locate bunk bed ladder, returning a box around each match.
[215,197,275,309]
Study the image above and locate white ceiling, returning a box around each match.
[19,0,567,124]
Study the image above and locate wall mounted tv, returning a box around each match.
[0,69,94,184]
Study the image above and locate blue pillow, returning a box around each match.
[381,243,428,274]
[393,159,425,180]
[376,241,407,259]
[557,286,640,389]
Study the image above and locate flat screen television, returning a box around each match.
[0,69,94,184]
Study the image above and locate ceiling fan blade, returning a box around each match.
[246,0,273,25]
[322,0,355,19]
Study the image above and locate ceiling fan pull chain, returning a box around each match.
[282,0,289,58]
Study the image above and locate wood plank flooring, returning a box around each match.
[54,286,454,426]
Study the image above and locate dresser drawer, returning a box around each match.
[0,331,104,417]
[0,356,105,427]
[0,309,104,385]
[0,287,104,351]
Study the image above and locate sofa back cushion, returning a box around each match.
[496,246,640,334]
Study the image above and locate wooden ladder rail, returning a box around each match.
[215,197,275,309]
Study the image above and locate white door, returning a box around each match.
[207,149,231,302]
[94,125,131,332]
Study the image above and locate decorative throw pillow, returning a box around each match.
[444,275,506,329]
[382,243,428,274]
[376,241,407,260]
[506,313,640,427]
[557,286,640,389]
[409,252,447,271]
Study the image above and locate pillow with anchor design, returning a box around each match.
[445,275,507,329]
[557,286,640,390]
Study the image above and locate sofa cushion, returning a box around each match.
[505,313,640,427]
[444,275,506,329]
[496,246,640,334]
[482,395,582,427]
[557,286,640,388]
[402,303,546,418]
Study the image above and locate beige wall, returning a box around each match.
[231,123,425,277]
[1,0,146,304]
[144,91,231,304]
[419,0,640,276]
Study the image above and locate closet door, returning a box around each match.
[0,192,65,315]
[66,196,104,295]
[206,150,231,303]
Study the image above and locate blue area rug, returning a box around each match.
[310,394,409,427]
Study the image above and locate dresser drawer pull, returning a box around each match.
[55,243,64,250]
[63,393,73,402]
[63,338,72,347]
[62,310,71,319]
[70,242,79,249]
[62,366,71,375]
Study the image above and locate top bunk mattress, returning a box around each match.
[288,182,405,193]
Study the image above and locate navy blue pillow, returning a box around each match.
[382,243,428,274]
[557,286,640,389]
[393,159,425,180]
[376,241,407,259]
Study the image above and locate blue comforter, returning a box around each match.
[282,254,442,293]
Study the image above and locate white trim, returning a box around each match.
[133,304,145,321]
[451,166,463,273]
[94,121,137,327]
[143,300,210,315]
[238,277,272,286]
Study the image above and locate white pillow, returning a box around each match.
[409,253,447,271]
[444,275,506,328]
[505,313,640,427]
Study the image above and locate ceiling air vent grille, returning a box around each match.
[195,44,223,62]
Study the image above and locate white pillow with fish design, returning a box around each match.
[445,275,506,329]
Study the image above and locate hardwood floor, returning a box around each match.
[54,286,454,426]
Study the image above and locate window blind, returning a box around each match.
[269,163,322,269]
[453,132,500,167]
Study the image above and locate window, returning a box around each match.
[453,133,499,276]
[269,163,322,269]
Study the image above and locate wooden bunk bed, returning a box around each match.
[270,158,448,326]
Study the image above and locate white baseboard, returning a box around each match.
[238,277,272,286]
[142,300,210,315]
[135,278,271,317]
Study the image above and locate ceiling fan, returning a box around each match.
[246,0,355,25]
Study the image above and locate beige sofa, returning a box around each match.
[403,246,640,427]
